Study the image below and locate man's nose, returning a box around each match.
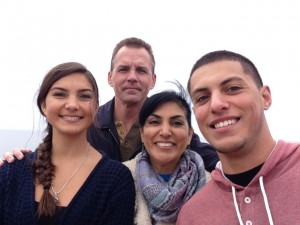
[210,92,229,113]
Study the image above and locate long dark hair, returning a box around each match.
[34,62,99,218]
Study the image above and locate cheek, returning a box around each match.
[87,104,98,121]
[193,107,206,124]
[42,106,57,124]
[140,129,152,144]
[179,131,192,147]
[91,103,98,115]
[42,102,56,116]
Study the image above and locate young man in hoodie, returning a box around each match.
[177,50,300,225]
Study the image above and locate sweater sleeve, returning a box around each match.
[0,162,7,223]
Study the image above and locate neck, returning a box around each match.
[151,160,178,174]
[114,98,143,129]
[51,133,90,158]
[219,138,276,174]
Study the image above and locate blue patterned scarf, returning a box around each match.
[136,149,206,223]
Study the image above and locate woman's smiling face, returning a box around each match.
[141,101,193,173]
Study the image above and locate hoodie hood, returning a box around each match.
[212,140,299,189]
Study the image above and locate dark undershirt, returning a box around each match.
[35,201,66,225]
[224,163,264,187]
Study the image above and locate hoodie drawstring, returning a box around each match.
[232,176,274,225]
[259,176,274,225]
[232,186,244,225]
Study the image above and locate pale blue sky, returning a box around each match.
[0,0,299,150]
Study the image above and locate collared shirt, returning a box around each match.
[115,121,141,161]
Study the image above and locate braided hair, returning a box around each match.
[33,62,99,217]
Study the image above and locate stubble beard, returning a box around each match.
[214,137,247,155]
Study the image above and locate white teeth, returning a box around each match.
[63,116,81,121]
[214,119,237,128]
[156,142,173,147]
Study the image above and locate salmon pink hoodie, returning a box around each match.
[177,140,300,225]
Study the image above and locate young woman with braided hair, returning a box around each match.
[0,62,135,225]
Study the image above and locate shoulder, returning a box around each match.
[277,140,300,152]
[87,156,135,198]
[0,152,35,189]
[92,98,115,128]
[0,152,34,173]
[99,156,134,182]
[91,98,114,126]
[102,155,130,171]
[99,98,114,114]
[123,154,139,173]
[184,181,218,207]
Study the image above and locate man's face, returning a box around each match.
[108,46,156,106]
[190,60,271,155]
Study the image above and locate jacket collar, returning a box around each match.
[97,97,115,128]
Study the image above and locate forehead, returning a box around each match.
[190,60,253,91]
[51,73,92,89]
[152,101,186,117]
[114,46,152,67]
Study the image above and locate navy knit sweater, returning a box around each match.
[0,152,135,225]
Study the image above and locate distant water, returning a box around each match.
[0,129,42,156]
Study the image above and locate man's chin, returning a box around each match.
[122,96,144,105]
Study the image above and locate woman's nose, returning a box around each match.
[159,123,171,137]
[65,97,79,110]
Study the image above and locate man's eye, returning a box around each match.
[195,95,209,104]
[118,68,128,73]
[137,69,147,74]
[227,86,242,93]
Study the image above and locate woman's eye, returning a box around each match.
[80,94,92,100]
[173,118,186,126]
[173,121,184,126]
[53,92,65,97]
[147,119,159,125]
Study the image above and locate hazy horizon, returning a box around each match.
[1,128,298,157]
[0,128,210,156]
[0,129,43,155]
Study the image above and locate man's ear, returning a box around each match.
[108,71,113,87]
[150,74,157,90]
[261,85,272,110]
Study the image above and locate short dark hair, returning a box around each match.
[187,50,263,93]
[110,37,155,73]
[139,81,192,128]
